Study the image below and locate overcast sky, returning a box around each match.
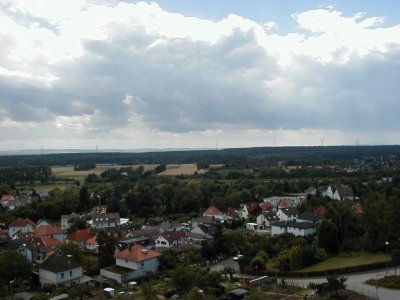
[1,0,400,151]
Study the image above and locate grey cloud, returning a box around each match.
[1,19,400,135]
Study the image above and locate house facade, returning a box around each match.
[8,218,36,238]
[39,255,83,286]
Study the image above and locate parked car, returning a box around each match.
[233,254,243,261]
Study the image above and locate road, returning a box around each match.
[211,258,400,300]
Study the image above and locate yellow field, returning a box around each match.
[158,164,198,175]
[52,164,157,178]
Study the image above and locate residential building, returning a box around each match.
[100,244,161,283]
[39,254,83,286]
[92,213,120,229]
[61,213,80,231]
[8,218,36,238]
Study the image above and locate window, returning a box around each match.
[70,271,72,277]
[61,273,64,279]
[141,262,144,269]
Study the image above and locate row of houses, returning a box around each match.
[305,184,355,201]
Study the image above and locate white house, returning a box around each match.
[60,213,80,231]
[155,230,187,248]
[332,186,354,201]
[256,211,280,227]
[100,244,161,283]
[326,185,336,199]
[39,255,83,286]
[92,213,120,229]
[271,221,318,236]
[276,208,298,221]
[8,218,36,238]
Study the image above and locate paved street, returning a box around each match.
[210,258,400,300]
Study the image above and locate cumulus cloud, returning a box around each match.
[0,0,400,149]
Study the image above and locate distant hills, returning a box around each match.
[0,145,399,167]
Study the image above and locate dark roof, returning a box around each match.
[272,221,317,229]
[336,186,354,197]
[264,211,280,222]
[39,255,81,273]
[297,212,323,222]
[279,207,298,216]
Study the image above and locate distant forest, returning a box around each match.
[0,145,399,167]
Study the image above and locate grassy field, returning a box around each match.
[158,164,198,176]
[300,252,390,272]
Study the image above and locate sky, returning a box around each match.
[1,0,400,151]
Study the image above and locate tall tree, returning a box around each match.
[97,230,117,268]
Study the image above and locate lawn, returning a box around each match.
[300,252,390,272]
[158,164,198,175]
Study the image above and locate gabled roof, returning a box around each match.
[15,232,35,240]
[260,202,273,211]
[61,212,80,220]
[34,224,63,237]
[158,221,184,230]
[264,211,280,223]
[86,235,98,245]
[279,207,298,216]
[114,244,161,262]
[226,207,239,218]
[203,206,223,216]
[336,186,354,197]
[298,211,323,222]
[278,198,293,208]
[161,230,188,242]
[41,236,63,247]
[8,217,36,228]
[92,213,120,225]
[67,228,95,242]
[39,254,81,273]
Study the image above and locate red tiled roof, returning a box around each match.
[227,207,239,218]
[314,205,327,216]
[41,236,63,247]
[278,198,293,208]
[86,235,98,245]
[260,202,273,211]
[1,195,15,203]
[115,244,161,262]
[67,228,95,242]
[246,202,261,213]
[161,230,188,242]
[352,204,364,215]
[203,206,223,216]
[34,224,63,237]
[8,217,36,228]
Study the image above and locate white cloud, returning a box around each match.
[0,1,400,150]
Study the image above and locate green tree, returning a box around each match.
[318,219,340,254]
[327,275,347,296]
[0,251,33,289]
[58,242,84,264]
[391,249,400,276]
[289,245,303,270]
[97,230,117,268]
[141,281,157,300]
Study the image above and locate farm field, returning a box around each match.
[158,164,198,176]
[52,164,157,179]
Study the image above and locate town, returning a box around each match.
[0,146,400,299]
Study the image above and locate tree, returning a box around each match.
[97,230,117,268]
[391,249,400,276]
[58,242,84,264]
[0,251,33,289]
[289,245,303,270]
[141,281,158,300]
[78,186,91,212]
[318,220,340,254]
[326,275,347,296]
